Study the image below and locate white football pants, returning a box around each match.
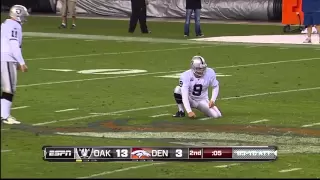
[1,61,17,94]
[174,86,222,118]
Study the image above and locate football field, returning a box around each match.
[1,16,320,178]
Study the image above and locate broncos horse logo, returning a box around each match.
[131,150,151,158]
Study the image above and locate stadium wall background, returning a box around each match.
[1,0,282,21]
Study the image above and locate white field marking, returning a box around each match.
[215,163,240,168]
[18,70,181,88]
[1,150,12,153]
[150,113,170,118]
[55,108,79,113]
[24,32,318,49]
[84,40,95,42]
[215,57,320,69]
[77,69,147,75]
[24,38,64,42]
[18,57,320,88]
[77,163,166,179]
[11,106,29,110]
[180,44,190,45]
[220,87,320,101]
[27,46,213,61]
[250,119,270,124]
[56,132,320,146]
[279,168,302,173]
[157,73,231,78]
[1,129,9,131]
[148,42,160,44]
[41,68,75,72]
[301,122,320,127]
[279,47,289,50]
[199,117,213,121]
[32,104,175,126]
[32,86,320,126]
[89,113,122,116]
[245,46,257,48]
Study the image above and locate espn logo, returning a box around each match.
[45,148,74,159]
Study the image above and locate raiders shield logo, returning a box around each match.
[77,148,92,159]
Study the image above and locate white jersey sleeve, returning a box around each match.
[208,68,219,87]
[179,71,193,113]
[208,68,220,102]
[1,19,25,65]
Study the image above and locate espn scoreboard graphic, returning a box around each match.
[43,146,277,162]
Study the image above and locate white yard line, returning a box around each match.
[301,122,320,127]
[84,40,96,42]
[18,57,320,88]
[55,108,79,113]
[24,31,318,49]
[77,163,166,179]
[279,168,302,173]
[250,119,270,124]
[27,46,212,61]
[199,117,213,121]
[89,113,122,116]
[17,70,182,88]
[40,68,74,72]
[1,150,12,153]
[150,113,170,118]
[215,57,320,69]
[11,106,29,110]
[215,163,240,168]
[220,87,320,100]
[1,129,9,131]
[24,38,64,42]
[32,86,320,126]
[33,104,175,126]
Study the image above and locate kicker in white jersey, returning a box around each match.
[1,5,29,125]
[173,56,222,119]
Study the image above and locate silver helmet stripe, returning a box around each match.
[199,56,204,64]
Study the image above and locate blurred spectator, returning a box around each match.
[184,0,203,37]
[128,0,150,34]
[59,0,77,29]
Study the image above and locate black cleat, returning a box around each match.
[58,24,67,29]
[196,34,204,37]
[142,30,151,34]
[71,24,76,29]
[172,111,185,117]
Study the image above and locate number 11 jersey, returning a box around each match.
[1,19,23,63]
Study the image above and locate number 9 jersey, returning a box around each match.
[179,67,219,101]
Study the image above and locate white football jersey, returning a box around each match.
[179,68,219,101]
[1,19,24,64]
